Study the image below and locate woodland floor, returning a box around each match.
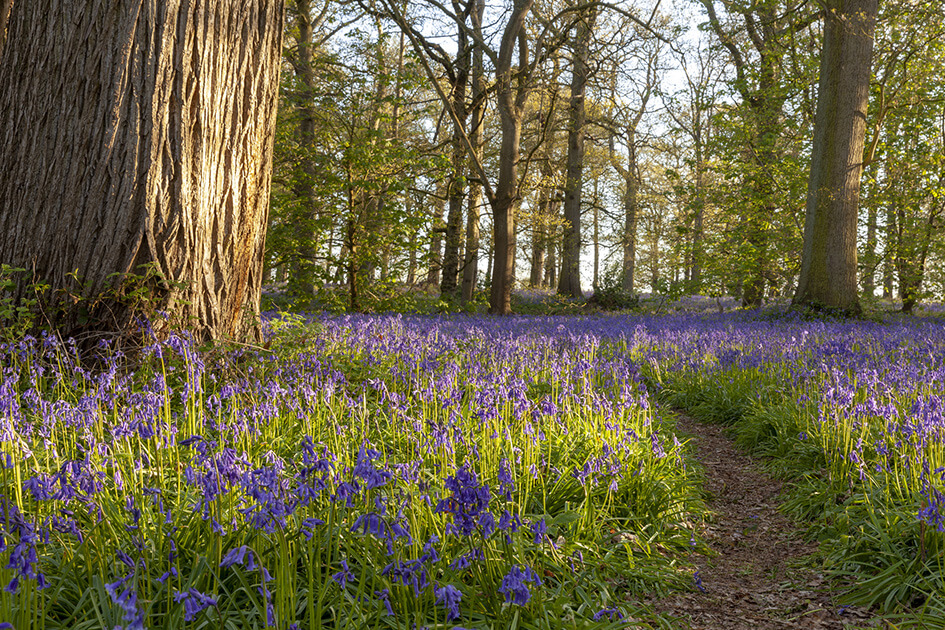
[646,413,885,629]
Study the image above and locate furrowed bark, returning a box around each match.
[0,0,284,341]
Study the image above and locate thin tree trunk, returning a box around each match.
[622,129,638,294]
[883,203,895,298]
[863,202,877,297]
[488,0,532,315]
[530,224,546,288]
[407,204,418,285]
[593,177,600,290]
[794,0,877,313]
[690,129,705,293]
[0,0,284,341]
[544,239,557,288]
[440,20,469,297]
[427,187,446,287]
[461,0,485,304]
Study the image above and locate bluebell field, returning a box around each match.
[1,310,944,628]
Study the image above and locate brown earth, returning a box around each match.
[648,413,884,630]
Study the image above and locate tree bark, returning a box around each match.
[622,128,639,294]
[794,0,877,313]
[440,13,470,298]
[0,0,284,341]
[862,201,877,297]
[291,0,318,298]
[488,0,533,314]
[558,7,596,299]
[427,186,446,287]
[460,0,485,304]
[0,0,12,57]
[883,202,895,298]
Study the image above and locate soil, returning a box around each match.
[648,412,883,630]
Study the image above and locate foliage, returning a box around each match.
[0,314,709,629]
[636,309,945,624]
[589,267,640,311]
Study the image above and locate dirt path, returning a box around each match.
[651,413,881,630]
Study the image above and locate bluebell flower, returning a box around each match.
[497,458,515,499]
[332,560,354,588]
[694,570,706,593]
[220,545,256,570]
[593,607,622,621]
[498,565,541,605]
[375,588,394,616]
[436,466,491,537]
[435,584,463,620]
[351,512,388,538]
[353,445,392,489]
[174,588,218,621]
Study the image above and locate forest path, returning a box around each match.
[649,412,882,630]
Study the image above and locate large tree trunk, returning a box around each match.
[291,0,318,298]
[558,7,595,299]
[0,0,12,57]
[794,0,877,313]
[0,0,283,341]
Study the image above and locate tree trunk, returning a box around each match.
[622,128,639,294]
[592,177,600,290]
[488,0,532,315]
[407,202,418,285]
[440,21,469,298]
[690,129,705,293]
[292,0,318,298]
[883,202,895,298]
[863,202,877,297]
[530,226,546,288]
[544,239,557,288]
[0,0,284,341]
[794,0,877,313]
[558,7,595,299]
[0,0,12,57]
[461,0,485,305]
[426,187,446,287]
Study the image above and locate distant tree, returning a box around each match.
[699,0,819,307]
[0,0,284,341]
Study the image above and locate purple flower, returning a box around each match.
[498,565,542,605]
[435,583,463,620]
[593,607,623,621]
[497,458,515,499]
[332,560,354,588]
[375,588,394,616]
[436,466,491,537]
[353,445,392,489]
[220,545,256,571]
[694,570,706,593]
[174,588,218,621]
